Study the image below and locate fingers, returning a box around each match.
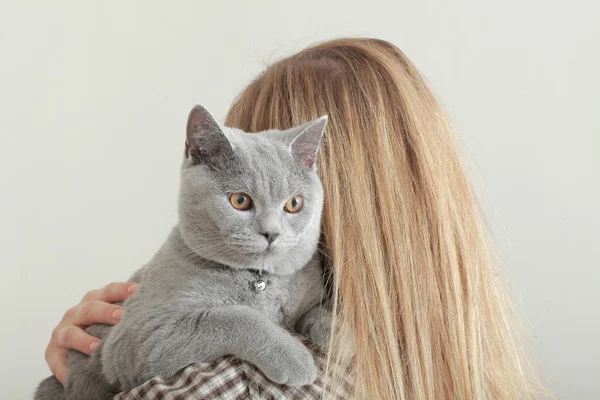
[45,282,138,384]
[55,325,100,356]
[81,282,138,304]
[64,300,124,327]
[45,346,68,386]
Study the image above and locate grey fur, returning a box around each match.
[35,106,331,400]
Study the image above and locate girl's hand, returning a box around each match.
[45,282,138,385]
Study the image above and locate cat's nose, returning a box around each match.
[260,231,279,245]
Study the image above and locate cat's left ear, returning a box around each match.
[185,105,234,162]
[285,116,328,170]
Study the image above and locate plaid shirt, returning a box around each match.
[115,337,352,400]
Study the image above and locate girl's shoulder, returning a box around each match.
[115,336,353,400]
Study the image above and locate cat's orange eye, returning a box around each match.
[284,195,304,213]
[230,192,252,210]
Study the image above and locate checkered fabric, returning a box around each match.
[115,337,352,399]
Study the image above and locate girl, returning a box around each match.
[44,38,543,399]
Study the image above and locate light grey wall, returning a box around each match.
[1,1,597,398]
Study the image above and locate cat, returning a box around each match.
[35,105,332,400]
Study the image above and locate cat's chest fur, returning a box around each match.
[136,227,324,330]
[193,264,321,328]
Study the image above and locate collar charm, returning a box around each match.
[253,270,267,292]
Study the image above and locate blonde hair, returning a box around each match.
[226,38,543,399]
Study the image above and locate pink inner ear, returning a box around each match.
[185,141,190,157]
[305,158,314,167]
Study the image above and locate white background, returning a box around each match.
[1,1,598,398]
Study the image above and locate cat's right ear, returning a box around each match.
[285,116,328,170]
[185,105,234,163]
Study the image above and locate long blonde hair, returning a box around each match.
[226,38,543,399]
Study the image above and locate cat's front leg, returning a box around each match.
[197,305,318,386]
[296,304,332,351]
[102,303,317,388]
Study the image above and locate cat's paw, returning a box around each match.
[307,318,331,351]
[260,337,318,386]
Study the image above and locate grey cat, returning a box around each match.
[35,105,331,400]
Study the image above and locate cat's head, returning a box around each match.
[178,105,327,275]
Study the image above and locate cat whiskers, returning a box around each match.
[227,233,266,254]
[178,235,232,262]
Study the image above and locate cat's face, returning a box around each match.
[178,106,326,275]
